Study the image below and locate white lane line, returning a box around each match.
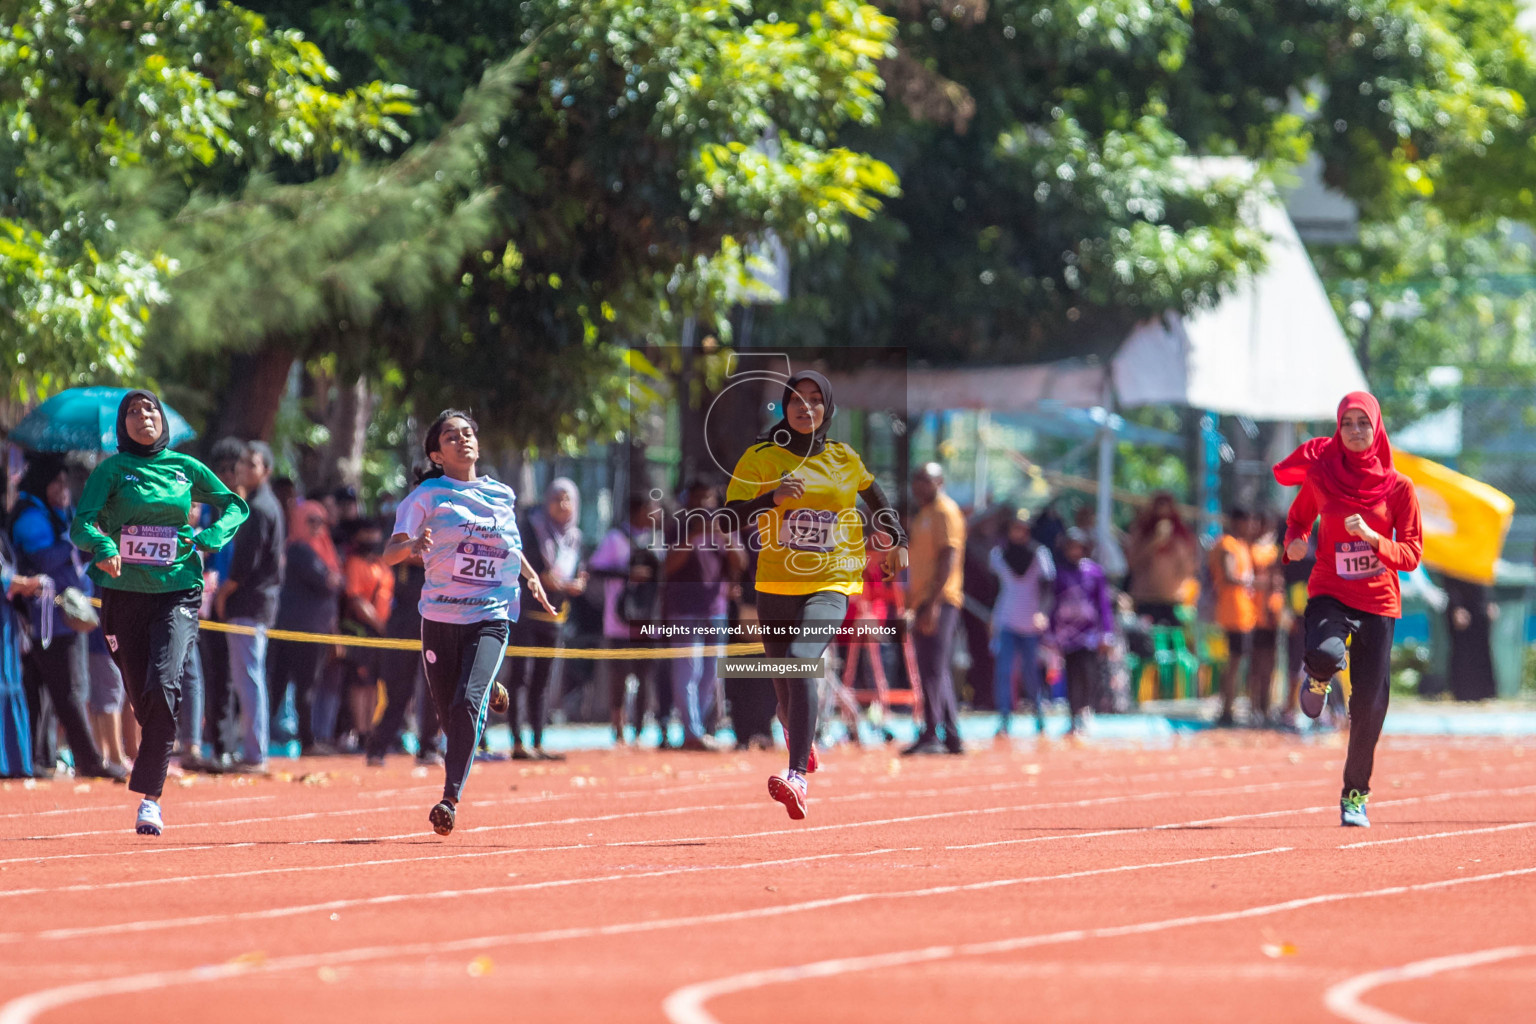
[0,847,542,900]
[659,866,1536,1024]
[0,778,1301,902]
[0,770,1154,842]
[0,847,1292,1024]
[0,796,277,822]
[3,772,1504,894]
[1339,821,1536,850]
[1322,946,1536,1024]
[944,782,1536,852]
[5,773,838,847]
[0,780,1068,895]
[592,779,1315,849]
[0,771,1221,867]
[4,847,910,944]
[315,777,1305,846]
[0,843,260,869]
[1,755,1343,844]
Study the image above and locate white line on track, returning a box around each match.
[1322,946,1536,1024]
[0,795,277,822]
[4,847,910,943]
[942,782,1536,852]
[0,847,1290,1024]
[0,843,260,868]
[0,767,1239,866]
[34,778,1516,948]
[1338,820,1536,849]
[658,866,1536,1024]
[3,762,1249,842]
[593,777,1445,850]
[0,777,1309,906]
[1,746,1376,842]
[5,773,1525,896]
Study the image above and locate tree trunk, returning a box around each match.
[212,345,294,443]
[294,368,371,495]
[331,375,371,492]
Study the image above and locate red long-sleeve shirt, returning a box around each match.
[1284,472,1422,619]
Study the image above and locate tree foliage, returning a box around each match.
[0,0,412,396]
[758,0,1536,364]
[1314,210,1536,426]
[221,0,901,451]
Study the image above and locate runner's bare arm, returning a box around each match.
[519,551,557,614]
[382,529,431,566]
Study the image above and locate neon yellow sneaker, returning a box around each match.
[1341,789,1370,827]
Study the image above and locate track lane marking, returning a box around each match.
[0,848,1291,1024]
[1322,946,1536,1024]
[659,866,1536,1024]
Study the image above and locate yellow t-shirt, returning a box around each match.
[909,492,966,608]
[727,440,874,596]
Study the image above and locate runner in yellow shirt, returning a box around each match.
[725,370,906,819]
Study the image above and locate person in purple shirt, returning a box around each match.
[1048,528,1115,735]
[663,480,746,751]
[588,493,665,746]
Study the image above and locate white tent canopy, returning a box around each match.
[1113,194,1367,420]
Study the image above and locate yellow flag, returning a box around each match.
[1392,449,1514,585]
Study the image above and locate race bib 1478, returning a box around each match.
[1335,540,1383,580]
[120,525,178,566]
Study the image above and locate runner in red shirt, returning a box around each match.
[1275,392,1422,828]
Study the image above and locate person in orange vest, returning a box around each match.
[1210,508,1257,727]
[1248,511,1285,726]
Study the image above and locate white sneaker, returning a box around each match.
[135,798,163,836]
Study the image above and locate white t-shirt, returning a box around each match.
[393,475,523,625]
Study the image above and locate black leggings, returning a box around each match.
[758,590,848,774]
[100,588,200,800]
[368,646,432,760]
[420,618,508,802]
[505,616,562,748]
[267,638,328,751]
[1303,595,1395,797]
[23,632,105,774]
[1063,649,1101,715]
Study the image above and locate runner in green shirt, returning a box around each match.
[71,390,248,835]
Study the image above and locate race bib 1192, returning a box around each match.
[452,541,510,586]
[1335,540,1383,580]
[119,525,178,567]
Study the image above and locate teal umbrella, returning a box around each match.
[8,387,197,453]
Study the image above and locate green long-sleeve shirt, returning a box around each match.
[71,451,249,594]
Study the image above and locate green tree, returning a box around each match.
[1315,210,1536,425]
[759,0,1536,364]
[0,0,412,398]
[166,0,902,455]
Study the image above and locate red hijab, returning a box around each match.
[1273,391,1397,504]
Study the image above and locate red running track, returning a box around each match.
[0,734,1533,1023]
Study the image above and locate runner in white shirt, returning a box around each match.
[383,409,554,836]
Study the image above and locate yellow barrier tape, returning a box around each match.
[90,598,763,659]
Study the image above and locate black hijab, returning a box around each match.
[115,389,170,458]
[1002,513,1040,576]
[759,370,835,458]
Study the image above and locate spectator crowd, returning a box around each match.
[0,439,1391,782]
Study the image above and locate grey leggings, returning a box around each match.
[757,590,848,773]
